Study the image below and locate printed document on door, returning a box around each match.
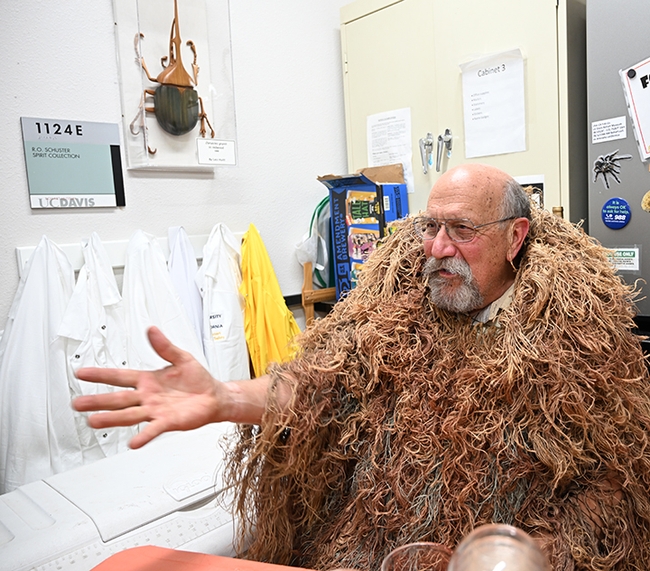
[460,49,526,158]
[367,107,415,193]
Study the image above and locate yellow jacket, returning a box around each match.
[240,224,300,377]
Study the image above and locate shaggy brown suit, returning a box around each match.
[227,206,650,571]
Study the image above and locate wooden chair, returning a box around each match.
[301,261,336,326]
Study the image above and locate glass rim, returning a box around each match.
[381,541,453,571]
[447,524,550,571]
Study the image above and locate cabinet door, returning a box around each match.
[341,0,564,214]
[341,0,436,213]
[431,0,561,208]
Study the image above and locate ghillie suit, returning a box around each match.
[226,206,650,571]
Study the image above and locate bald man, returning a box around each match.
[419,163,529,315]
[75,165,650,570]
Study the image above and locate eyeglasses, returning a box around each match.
[413,216,516,243]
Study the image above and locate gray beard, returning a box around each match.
[423,256,484,313]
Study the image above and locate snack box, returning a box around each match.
[317,172,408,298]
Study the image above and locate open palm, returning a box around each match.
[73,326,223,449]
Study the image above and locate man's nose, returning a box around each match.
[425,224,458,259]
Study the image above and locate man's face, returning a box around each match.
[423,254,483,313]
[422,166,518,313]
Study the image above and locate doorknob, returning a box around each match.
[419,132,434,174]
[436,129,453,172]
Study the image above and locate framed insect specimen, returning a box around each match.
[113,0,236,169]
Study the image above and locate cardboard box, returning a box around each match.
[358,164,408,223]
[317,166,408,298]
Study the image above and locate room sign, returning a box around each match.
[20,117,126,209]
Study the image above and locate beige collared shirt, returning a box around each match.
[470,282,515,326]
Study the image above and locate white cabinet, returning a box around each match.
[340,0,587,221]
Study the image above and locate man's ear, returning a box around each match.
[507,217,530,263]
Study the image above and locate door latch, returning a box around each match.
[419,133,434,174]
[436,129,452,172]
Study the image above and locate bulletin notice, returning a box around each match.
[21,117,126,209]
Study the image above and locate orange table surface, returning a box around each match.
[91,546,312,571]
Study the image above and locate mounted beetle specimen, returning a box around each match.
[130,0,214,154]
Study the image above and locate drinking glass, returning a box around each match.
[446,524,550,571]
[381,542,452,571]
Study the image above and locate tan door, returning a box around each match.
[341,0,436,213]
[341,0,567,215]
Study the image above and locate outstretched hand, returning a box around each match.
[73,326,225,449]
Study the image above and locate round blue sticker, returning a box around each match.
[601,197,631,229]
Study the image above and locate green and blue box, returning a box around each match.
[318,171,409,299]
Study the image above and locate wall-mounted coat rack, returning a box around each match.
[15,232,245,278]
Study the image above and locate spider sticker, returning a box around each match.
[593,149,633,189]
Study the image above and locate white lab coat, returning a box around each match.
[168,226,204,347]
[196,224,250,382]
[0,236,82,494]
[122,230,208,370]
[57,232,137,459]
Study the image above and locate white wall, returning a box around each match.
[0,0,350,331]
